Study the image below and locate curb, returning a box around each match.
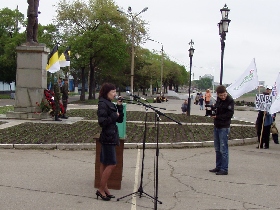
[0,137,258,150]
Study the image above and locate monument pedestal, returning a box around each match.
[6,44,50,119]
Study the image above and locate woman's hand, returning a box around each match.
[117,98,123,105]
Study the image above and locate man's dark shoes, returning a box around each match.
[209,168,219,173]
[216,170,228,175]
[61,115,68,119]
[54,115,62,121]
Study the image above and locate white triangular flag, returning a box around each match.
[227,59,259,99]
[269,72,280,114]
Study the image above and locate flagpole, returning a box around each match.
[258,113,266,149]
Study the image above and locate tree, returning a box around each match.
[195,77,213,90]
[135,48,165,95]
[0,8,25,84]
[56,0,133,99]
[37,24,61,48]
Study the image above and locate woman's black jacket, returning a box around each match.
[97,97,124,145]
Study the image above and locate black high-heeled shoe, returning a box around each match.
[105,192,115,198]
[96,190,110,201]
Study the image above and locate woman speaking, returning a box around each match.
[96,83,124,201]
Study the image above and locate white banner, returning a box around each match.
[255,94,272,112]
[269,72,280,114]
[227,59,259,99]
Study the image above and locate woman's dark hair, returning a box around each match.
[216,85,227,94]
[99,83,116,99]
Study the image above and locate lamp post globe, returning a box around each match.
[218,4,231,85]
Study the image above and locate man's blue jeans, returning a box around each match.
[214,127,230,172]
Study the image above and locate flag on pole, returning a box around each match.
[59,46,71,67]
[272,72,280,97]
[46,44,60,73]
[268,72,280,114]
[226,59,259,99]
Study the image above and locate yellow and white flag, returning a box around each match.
[59,46,71,67]
[46,44,60,73]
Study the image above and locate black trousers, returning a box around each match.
[257,124,271,148]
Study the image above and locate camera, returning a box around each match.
[205,104,217,116]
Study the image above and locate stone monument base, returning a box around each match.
[6,44,49,120]
[6,110,50,120]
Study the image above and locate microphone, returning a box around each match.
[115,96,131,102]
[130,94,148,102]
[115,96,125,102]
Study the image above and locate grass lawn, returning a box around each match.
[0,108,256,144]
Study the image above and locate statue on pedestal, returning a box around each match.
[26,0,40,44]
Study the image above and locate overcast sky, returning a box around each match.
[2,0,280,86]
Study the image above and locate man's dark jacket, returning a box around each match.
[214,95,234,128]
[97,97,124,145]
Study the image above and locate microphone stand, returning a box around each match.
[117,98,165,204]
[145,103,182,210]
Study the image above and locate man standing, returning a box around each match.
[204,89,212,116]
[27,0,39,43]
[209,85,234,175]
[61,78,69,119]
[53,78,62,121]
[256,86,273,148]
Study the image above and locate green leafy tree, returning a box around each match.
[56,0,132,99]
[137,48,160,95]
[0,8,25,84]
[195,77,213,90]
[37,24,61,48]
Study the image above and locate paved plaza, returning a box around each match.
[0,96,280,209]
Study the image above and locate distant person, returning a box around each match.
[271,113,279,144]
[256,86,273,149]
[195,93,200,105]
[199,95,204,110]
[205,89,211,105]
[209,85,234,175]
[256,86,273,148]
[181,100,188,114]
[205,89,212,116]
[96,83,124,201]
[61,78,69,119]
[53,78,62,121]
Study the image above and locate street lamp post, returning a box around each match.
[118,6,148,95]
[147,38,164,96]
[160,44,164,96]
[187,40,195,116]
[218,4,231,85]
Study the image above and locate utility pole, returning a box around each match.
[160,45,163,96]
